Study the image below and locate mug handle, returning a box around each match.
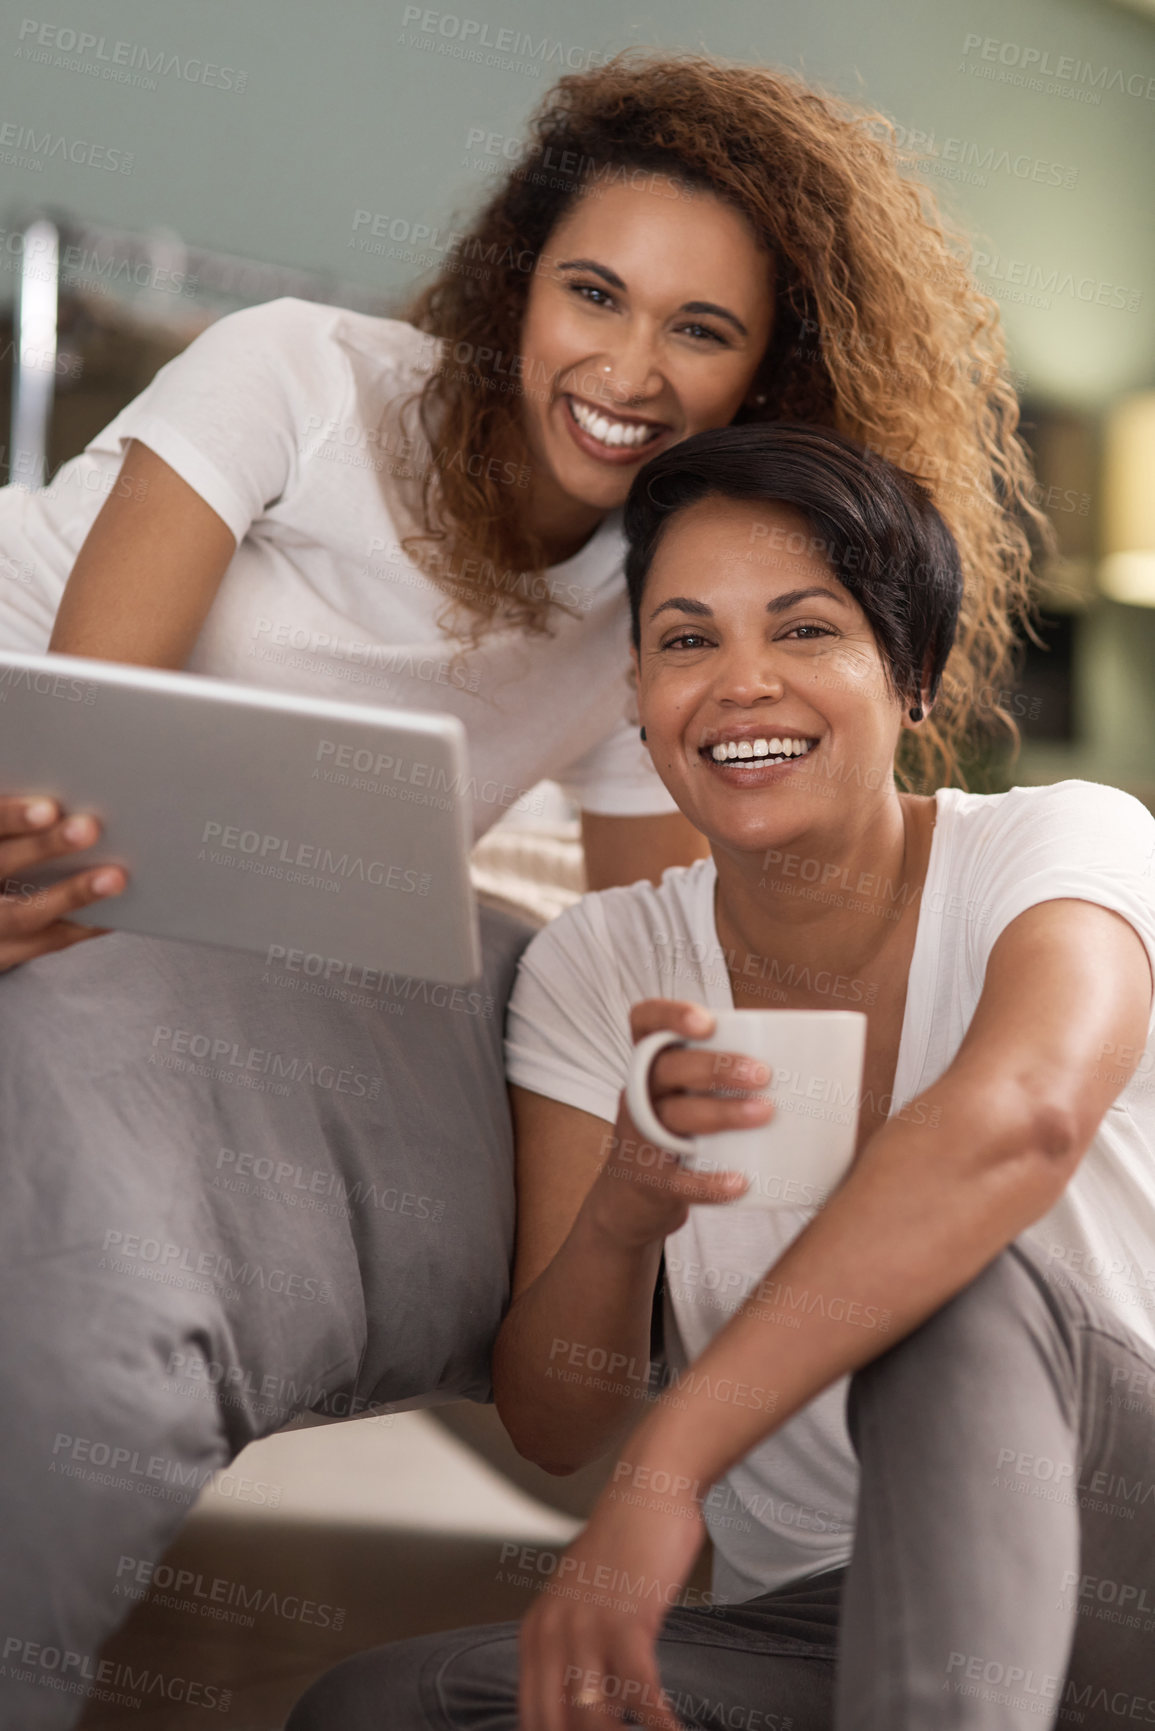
[625,1028,699,1159]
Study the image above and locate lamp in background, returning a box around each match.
[1100,390,1155,606]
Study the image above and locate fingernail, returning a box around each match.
[91,869,122,896]
[62,816,95,845]
[740,1099,768,1118]
[24,799,55,826]
[686,1006,713,1035]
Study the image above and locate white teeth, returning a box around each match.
[567,396,662,449]
[708,736,816,764]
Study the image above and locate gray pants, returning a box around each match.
[286,1240,1155,1731]
[0,905,534,1730]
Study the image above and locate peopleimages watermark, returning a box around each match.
[495,1542,722,1610]
[665,1257,895,1332]
[959,33,1155,103]
[303,408,531,488]
[0,334,81,379]
[365,536,594,613]
[0,118,133,174]
[14,19,248,92]
[1042,1238,1155,1314]
[114,1555,344,1630]
[558,1669,791,1731]
[50,1432,281,1509]
[197,819,431,897]
[0,1638,230,1713]
[248,615,484,703]
[609,1461,853,1540]
[148,1022,384,1100]
[0,223,198,299]
[652,929,880,1006]
[163,1349,405,1425]
[969,247,1141,314]
[0,663,97,705]
[98,1228,335,1306]
[944,1649,1155,1723]
[1057,1567,1155,1631]
[312,736,546,817]
[992,1441,1155,1522]
[865,118,1078,189]
[395,7,609,77]
[262,944,495,1019]
[212,1143,447,1224]
[456,125,697,201]
[0,222,199,298]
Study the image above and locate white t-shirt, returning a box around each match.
[505,779,1155,1601]
[0,297,678,840]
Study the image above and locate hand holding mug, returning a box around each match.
[627,1005,868,1211]
[590,998,774,1250]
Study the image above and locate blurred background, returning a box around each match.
[3,0,1154,1722]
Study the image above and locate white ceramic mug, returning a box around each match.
[625,1008,868,1210]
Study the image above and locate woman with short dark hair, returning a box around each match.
[289,423,1155,1729]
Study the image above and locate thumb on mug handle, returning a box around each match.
[625,1029,700,1160]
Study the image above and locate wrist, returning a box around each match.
[582,1161,672,1255]
[612,1384,756,1503]
[602,1423,713,1532]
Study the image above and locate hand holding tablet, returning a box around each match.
[0,794,127,972]
[0,651,481,984]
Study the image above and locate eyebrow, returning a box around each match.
[647,586,852,624]
[555,257,750,339]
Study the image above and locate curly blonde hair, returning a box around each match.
[394,48,1051,792]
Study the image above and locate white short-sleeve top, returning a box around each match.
[505,779,1155,1600]
[0,296,678,839]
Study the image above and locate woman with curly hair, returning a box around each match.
[3,50,1041,944]
[0,48,1057,1729]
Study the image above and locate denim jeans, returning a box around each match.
[287,1238,1155,1730]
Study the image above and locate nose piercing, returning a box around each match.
[603,362,612,372]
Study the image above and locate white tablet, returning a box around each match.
[0,650,481,984]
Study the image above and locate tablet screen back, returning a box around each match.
[0,651,481,984]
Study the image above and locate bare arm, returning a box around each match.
[492,1004,768,1474]
[617,898,1154,1491]
[580,811,708,892]
[48,438,236,668]
[493,1088,665,1475]
[0,441,236,969]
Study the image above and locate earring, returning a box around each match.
[639,726,647,742]
[908,704,923,722]
[753,392,767,406]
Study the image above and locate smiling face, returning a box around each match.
[518,174,775,534]
[632,494,918,859]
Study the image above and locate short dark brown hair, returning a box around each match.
[623,421,963,715]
